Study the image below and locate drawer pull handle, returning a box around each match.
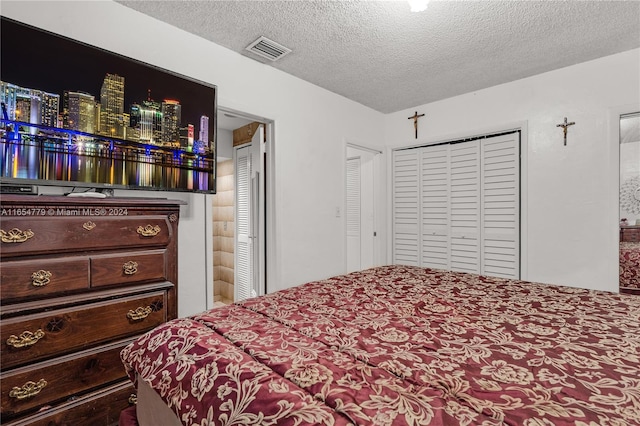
[9,379,48,400]
[31,270,53,287]
[123,261,138,275]
[1,228,35,243]
[127,306,152,321]
[137,225,161,237]
[129,393,138,405]
[7,329,45,348]
[83,221,96,231]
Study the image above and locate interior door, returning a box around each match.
[346,147,376,273]
[346,157,361,272]
[235,126,264,301]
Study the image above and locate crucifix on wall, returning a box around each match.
[556,117,575,146]
[408,111,425,139]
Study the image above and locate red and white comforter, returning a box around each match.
[620,241,640,289]
[121,265,640,426]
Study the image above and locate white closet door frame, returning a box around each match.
[392,129,521,279]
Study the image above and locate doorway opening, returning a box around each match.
[618,111,640,294]
[345,143,382,273]
[212,107,273,305]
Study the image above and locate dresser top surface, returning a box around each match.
[0,194,186,207]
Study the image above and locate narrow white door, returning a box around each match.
[235,145,252,301]
[235,126,263,301]
[359,151,375,270]
[346,157,361,272]
[346,147,377,273]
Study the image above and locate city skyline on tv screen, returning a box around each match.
[0,17,217,193]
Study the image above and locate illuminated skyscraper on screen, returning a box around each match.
[99,73,125,138]
[40,92,60,128]
[199,115,209,144]
[138,99,162,144]
[162,100,181,145]
[64,91,96,133]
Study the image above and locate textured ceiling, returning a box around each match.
[117,0,640,114]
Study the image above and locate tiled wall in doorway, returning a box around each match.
[213,159,234,304]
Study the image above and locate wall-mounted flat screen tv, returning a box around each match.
[1,17,217,194]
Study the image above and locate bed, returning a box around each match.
[620,241,640,292]
[120,265,640,426]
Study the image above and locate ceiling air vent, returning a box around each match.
[245,36,291,62]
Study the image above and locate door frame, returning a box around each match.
[206,106,275,307]
[387,120,529,278]
[233,140,261,300]
[344,141,383,272]
[608,103,640,291]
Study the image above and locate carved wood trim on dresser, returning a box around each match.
[0,195,182,425]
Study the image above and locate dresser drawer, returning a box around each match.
[91,250,166,288]
[621,228,640,242]
[1,339,131,421]
[0,215,172,257]
[1,290,169,370]
[1,258,89,302]
[4,381,134,426]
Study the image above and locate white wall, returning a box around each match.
[385,49,640,292]
[3,1,386,315]
[217,128,234,161]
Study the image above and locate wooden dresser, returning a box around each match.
[620,225,640,242]
[0,195,181,425]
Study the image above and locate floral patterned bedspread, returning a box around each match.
[620,241,640,289]
[121,265,640,426]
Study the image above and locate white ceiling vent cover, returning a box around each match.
[245,36,291,61]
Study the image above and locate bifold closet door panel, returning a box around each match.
[393,150,420,266]
[481,133,520,278]
[420,145,450,270]
[449,140,481,274]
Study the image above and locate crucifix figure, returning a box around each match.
[408,111,425,139]
[556,117,575,146]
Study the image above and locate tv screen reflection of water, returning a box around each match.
[0,17,217,194]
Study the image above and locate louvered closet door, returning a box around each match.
[392,132,520,279]
[481,133,520,278]
[449,140,481,273]
[420,145,450,269]
[393,150,420,265]
[235,146,252,301]
[346,157,361,273]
